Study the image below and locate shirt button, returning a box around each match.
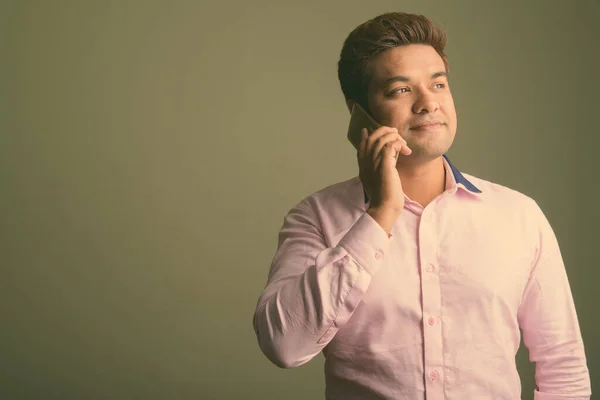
[430,370,439,381]
[426,264,434,273]
[375,250,383,260]
[428,317,436,326]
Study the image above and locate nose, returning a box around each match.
[412,90,439,114]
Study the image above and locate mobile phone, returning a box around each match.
[347,102,381,150]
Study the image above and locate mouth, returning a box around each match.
[410,121,444,131]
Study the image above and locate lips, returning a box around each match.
[410,121,444,130]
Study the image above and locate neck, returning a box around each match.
[397,156,447,208]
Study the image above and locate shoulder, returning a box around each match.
[462,171,539,209]
[296,175,362,206]
[458,171,548,234]
[290,176,364,221]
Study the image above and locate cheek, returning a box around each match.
[375,106,408,127]
[385,106,413,125]
[443,95,457,115]
[441,101,457,122]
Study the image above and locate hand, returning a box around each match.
[357,126,412,215]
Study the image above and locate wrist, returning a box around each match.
[367,205,402,218]
[366,206,401,234]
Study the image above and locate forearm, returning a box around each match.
[253,212,391,368]
[253,248,372,368]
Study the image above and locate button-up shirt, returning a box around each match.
[253,155,591,399]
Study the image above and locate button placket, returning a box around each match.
[420,212,444,396]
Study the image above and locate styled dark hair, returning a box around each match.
[337,12,448,111]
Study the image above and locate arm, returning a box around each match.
[252,201,394,368]
[517,201,591,399]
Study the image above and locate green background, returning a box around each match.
[1,0,597,399]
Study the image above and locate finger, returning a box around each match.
[371,132,406,161]
[373,143,395,170]
[386,136,413,156]
[399,142,412,155]
[373,141,398,170]
[357,128,368,162]
[368,131,397,161]
[391,139,412,156]
[366,126,398,159]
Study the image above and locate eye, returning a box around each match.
[433,83,446,89]
[390,87,409,95]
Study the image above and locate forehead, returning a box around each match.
[368,44,446,84]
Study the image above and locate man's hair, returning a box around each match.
[337,12,448,111]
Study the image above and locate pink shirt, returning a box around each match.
[253,155,591,399]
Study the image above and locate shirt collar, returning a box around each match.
[363,154,482,204]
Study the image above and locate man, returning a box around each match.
[252,11,591,400]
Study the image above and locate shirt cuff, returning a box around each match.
[337,212,393,276]
[534,389,590,400]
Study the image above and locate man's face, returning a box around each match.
[366,44,457,161]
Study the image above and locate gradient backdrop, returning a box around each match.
[1,0,598,399]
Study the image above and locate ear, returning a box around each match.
[346,99,355,113]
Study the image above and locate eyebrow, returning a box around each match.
[382,71,448,86]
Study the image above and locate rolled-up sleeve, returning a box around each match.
[517,201,591,399]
